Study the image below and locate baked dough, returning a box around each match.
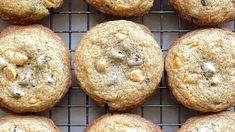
[86,0,154,17]
[178,111,235,132]
[0,0,63,24]
[0,115,60,132]
[74,20,164,111]
[0,25,71,113]
[85,113,162,132]
[169,0,235,26]
[165,28,235,112]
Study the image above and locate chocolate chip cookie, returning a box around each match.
[85,113,162,132]
[0,25,71,113]
[178,111,235,132]
[74,20,164,111]
[86,0,154,17]
[0,115,60,132]
[0,0,63,24]
[169,0,235,26]
[165,28,235,112]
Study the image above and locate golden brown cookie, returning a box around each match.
[169,0,235,26]
[0,25,71,113]
[86,0,154,17]
[0,0,63,24]
[0,115,60,132]
[74,20,164,111]
[178,111,235,132]
[165,28,235,112]
[85,113,162,132]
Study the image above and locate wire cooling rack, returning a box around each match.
[0,0,234,132]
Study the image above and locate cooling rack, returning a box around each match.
[0,0,234,131]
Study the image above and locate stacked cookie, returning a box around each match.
[0,0,234,131]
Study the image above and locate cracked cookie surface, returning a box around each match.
[0,115,60,132]
[0,25,71,113]
[86,0,154,17]
[0,0,63,24]
[169,0,235,26]
[74,20,164,111]
[165,28,235,112]
[85,113,162,132]
[178,111,235,132]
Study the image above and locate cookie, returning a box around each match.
[165,28,235,112]
[74,20,164,111]
[86,0,154,17]
[169,0,235,26]
[0,115,60,132]
[0,25,71,113]
[85,113,162,132]
[0,0,63,24]
[178,111,235,132]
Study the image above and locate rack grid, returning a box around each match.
[0,0,234,132]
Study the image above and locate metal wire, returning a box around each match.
[45,0,235,131]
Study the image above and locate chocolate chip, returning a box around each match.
[127,54,144,66]
[37,55,51,66]
[9,86,23,98]
[201,0,208,6]
[46,74,55,85]
[144,78,150,84]
[18,72,35,87]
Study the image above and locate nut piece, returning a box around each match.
[173,55,181,69]
[201,62,216,77]
[127,54,144,66]
[2,50,28,66]
[128,69,143,82]
[3,66,17,81]
[95,59,107,73]
[9,86,23,98]
[109,49,125,60]
[37,55,51,66]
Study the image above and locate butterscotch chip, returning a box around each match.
[115,31,128,42]
[173,55,181,69]
[85,114,162,132]
[86,0,154,17]
[178,111,235,132]
[74,20,163,111]
[0,115,60,131]
[2,50,28,66]
[169,0,235,26]
[95,59,107,73]
[3,66,17,81]
[165,29,235,112]
[0,0,63,24]
[128,69,143,82]
[0,25,71,113]
[29,97,38,104]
